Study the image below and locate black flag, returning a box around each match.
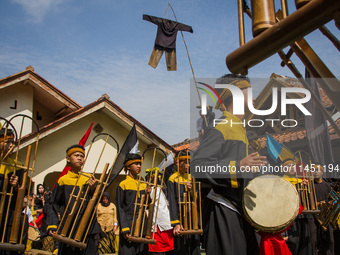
[304,69,334,167]
[106,123,137,188]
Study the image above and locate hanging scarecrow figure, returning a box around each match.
[143,14,193,71]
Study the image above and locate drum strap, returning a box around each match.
[207,189,240,215]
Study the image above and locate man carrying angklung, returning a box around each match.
[0,127,27,255]
[47,144,101,255]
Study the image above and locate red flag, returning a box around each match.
[52,122,94,190]
[29,213,44,228]
[79,122,94,146]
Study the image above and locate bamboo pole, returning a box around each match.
[20,134,40,244]
[319,26,340,52]
[238,0,245,46]
[152,159,167,240]
[165,3,207,126]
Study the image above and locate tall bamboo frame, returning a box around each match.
[0,115,40,252]
[53,133,120,250]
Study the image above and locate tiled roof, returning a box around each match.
[258,129,306,148]
[172,137,199,151]
[258,117,340,149]
[173,120,339,151]
[272,74,334,109]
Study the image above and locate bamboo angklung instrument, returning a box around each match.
[74,163,109,241]
[128,147,167,244]
[183,192,188,231]
[0,118,17,164]
[294,150,319,214]
[145,166,159,239]
[133,194,146,237]
[187,153,192,231]
[151,153,169,241]
[191,177,199,230]
[0,118,17,234]
[60,185,84,237]
[307,159,317,211]
[0,115,40,252]
[177,149,203,236]
[53,133,120,250]
[129,149,150,243]
[9,145,32,244]
[56,137,96,239]
[77,135,123,245]
[317,180,340,231]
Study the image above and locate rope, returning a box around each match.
[165,3,208,126]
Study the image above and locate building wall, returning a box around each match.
[17,110,166,192]
[0,82,33,136]
[33,99,57,132]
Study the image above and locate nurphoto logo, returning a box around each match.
[199,83,312,128]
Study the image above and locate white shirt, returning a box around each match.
[23,206,34,223]
[150,187,172,232]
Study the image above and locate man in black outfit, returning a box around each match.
[314,164,334,255]
[192,74,267,255]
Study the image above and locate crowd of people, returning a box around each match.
[0,74,339,255]
[0,132,201,255]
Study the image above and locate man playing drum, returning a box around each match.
[192,74,267,255]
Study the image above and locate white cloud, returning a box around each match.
[0,44,191,145]
[12,0,66,23]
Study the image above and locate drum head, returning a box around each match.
[243,175,299,233]
[28,225,40,241]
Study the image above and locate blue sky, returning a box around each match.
[0,0,339,145]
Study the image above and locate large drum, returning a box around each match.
[243,175,300,233]
[28,225,41,241]
[26,249,53,255]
